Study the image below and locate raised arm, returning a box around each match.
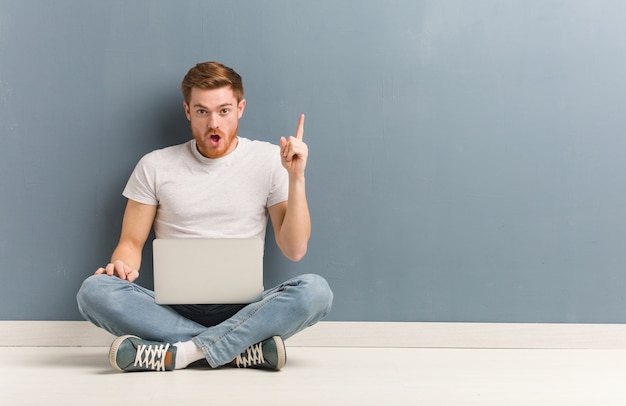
[95,199,157,282]
[268,114,311,262]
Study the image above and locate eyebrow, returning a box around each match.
[192,102,233,110]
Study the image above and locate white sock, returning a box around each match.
[173,340,205,369]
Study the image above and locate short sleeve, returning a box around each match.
[122,153,159,205]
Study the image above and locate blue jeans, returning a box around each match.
[76,273,333,368]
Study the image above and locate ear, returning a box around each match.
[237,99,246,119]
[183,102,191,121]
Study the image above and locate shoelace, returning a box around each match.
[134,342,171,371]
[235,343,265,368]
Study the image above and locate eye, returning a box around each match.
[196,109,208,116]
[220,108,230,115]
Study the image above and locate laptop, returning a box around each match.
[152,238,264,305]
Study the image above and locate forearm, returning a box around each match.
[277,177,311,262]
[95,199,154,281]
[109,200,155,272]
[275,114,310,261]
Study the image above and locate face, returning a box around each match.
[183,86,246,159]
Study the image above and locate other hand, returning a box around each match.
[280,114,308,178]
[95,260,139,282]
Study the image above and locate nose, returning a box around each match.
[207,113,219,130]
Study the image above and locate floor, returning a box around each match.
[2,346,626,405]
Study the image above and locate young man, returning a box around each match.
[76,62,333,372]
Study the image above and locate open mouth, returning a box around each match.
[209,134,221,145]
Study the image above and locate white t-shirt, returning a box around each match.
[122,137,289,240]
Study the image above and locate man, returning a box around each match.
[76,62,333,372]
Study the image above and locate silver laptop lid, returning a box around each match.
[152,238,264,305]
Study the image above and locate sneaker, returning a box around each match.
[234,336,286,370]
[109,335,176,372]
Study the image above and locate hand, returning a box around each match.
[280,114,308,178]
[95,260,139,282]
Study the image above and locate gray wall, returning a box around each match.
[2,0,626,322]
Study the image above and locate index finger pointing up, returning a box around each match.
[295,114,305,140]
